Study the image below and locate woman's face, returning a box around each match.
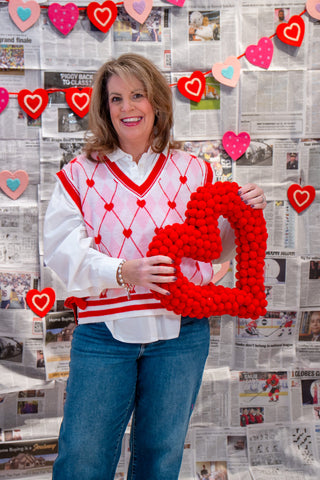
[107,74,155,154]
[310,313,320,335]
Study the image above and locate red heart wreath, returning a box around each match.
[147,181,268,319]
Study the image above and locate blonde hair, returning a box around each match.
[84,53,175,160]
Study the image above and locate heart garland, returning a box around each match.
[245,37,274,69]
[222,131,251,161]
[0,170,29,200]
[212,56,241,88]
[48,3,79,36]
[177,71,206,102]
[276,15,305,47]
[8,0,41,32]
[287,184,316,214]
[26,288,56,318]
[123,0,153,24]
[87,1,117,33]
[306,0,320,20]
[65,87,92,117]
[17,89,49,119]
[147,181,268,320]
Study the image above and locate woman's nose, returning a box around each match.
[121,97,134,111]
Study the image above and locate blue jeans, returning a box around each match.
[52,317,209,480]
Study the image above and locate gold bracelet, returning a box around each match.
[116,259,134,300]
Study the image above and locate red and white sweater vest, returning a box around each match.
[57,149,214,322]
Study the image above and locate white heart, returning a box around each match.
[24,94,42,113]
[185,78,202,97]
[284,23,301,42]
[293,190,310,207]
[94,7,112,27]
[33,294,50,311]
[72,93,90,111]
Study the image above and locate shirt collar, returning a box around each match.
[106,146,168,164]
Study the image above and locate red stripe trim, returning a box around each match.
[57,170,83,214]
[205,162,214,184]
[85,293,155,307]
[78,302,164,318]
[104,151,168,197]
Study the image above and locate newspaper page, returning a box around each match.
[231,370,290,428]
[171,0,237,71]
[296,309,320,366]
[299,258,320,308]
[0,3,41,140]
[290,368,320,423]
[40,8,113,71]
[247,422,320,479]
[43,311,76,381]
[234,311,297,369]
[113,5,172,71]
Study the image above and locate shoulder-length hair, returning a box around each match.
[84,53,175,160]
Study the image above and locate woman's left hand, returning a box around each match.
[238,183,267,210]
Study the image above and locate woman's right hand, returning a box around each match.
[121,256,176,296]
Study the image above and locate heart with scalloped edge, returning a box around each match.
[48,3,79,35]
[123,0,153,24]
[306,0,320,20]
[287,184,316,214]
[222,131,251,161]
[26,288,56,318]
[8,0,40,32]
[276,15,305,47]
[0,170,29,200]
[212,56,241,88]
[65,88,92,117]
[245,37,274,69]
[87,1,117,33]
[177,71,206,102]
[18,89,49,119]
[147,181,268,320]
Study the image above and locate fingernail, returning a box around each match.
[166,292,171,296]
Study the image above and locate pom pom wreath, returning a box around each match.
[146,181,268,320]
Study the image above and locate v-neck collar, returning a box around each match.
[103,150,169,197]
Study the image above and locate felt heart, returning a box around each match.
[48,3,79,35]
[222,131,251,161]
[212,56,241,88]
[26,288,56,318]
[287,184,316,214]
[87,1,117,33]
[123,0,153,24]
[65,87,92,117]
[0,170,29,200]
[276,15,305,47]
[245,37,274,69]
[147,181,268,319]
[0,87,9,114]
[177,71,206,102]
[17,88,49,119]
[306,0,320,20]
[165,0,185,5]
[8,0,40,32]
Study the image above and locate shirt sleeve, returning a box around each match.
[43,181,122,298]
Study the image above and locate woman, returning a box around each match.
[44,53,266,479]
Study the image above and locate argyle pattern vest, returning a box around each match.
[57,149,214,322]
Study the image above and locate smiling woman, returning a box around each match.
[43,53,267,480]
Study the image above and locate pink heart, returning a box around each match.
[0,87,9,114]
[212,56,241,88]
[165,0,185,5]
[245,37,273,69]
[123,0,153,24]
[48,3,79,35]
[0,170,29,200]
[8,0,40,32]
[306,0,320,20]
[222,131,251,161]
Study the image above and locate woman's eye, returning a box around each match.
[133,93,144,99]
[111,96,121,103]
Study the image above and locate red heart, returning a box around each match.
[123,228,132,238]
[87,1,117,33]
[168,201,176,209]
[276,15,305,47]
[17,89,49,119]
[104,202,114,211]
[65,87,92,117]
[147,181,268,319]
[287,184,316,214]
[86,179,95,187]
[177,71,206,102]
[137,199,146,208]
[95,234,101,244]
[180,175,187,184]
[26,288,55,318]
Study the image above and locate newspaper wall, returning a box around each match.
[0,0,320,478]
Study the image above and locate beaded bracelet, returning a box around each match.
[117,259,134,300]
